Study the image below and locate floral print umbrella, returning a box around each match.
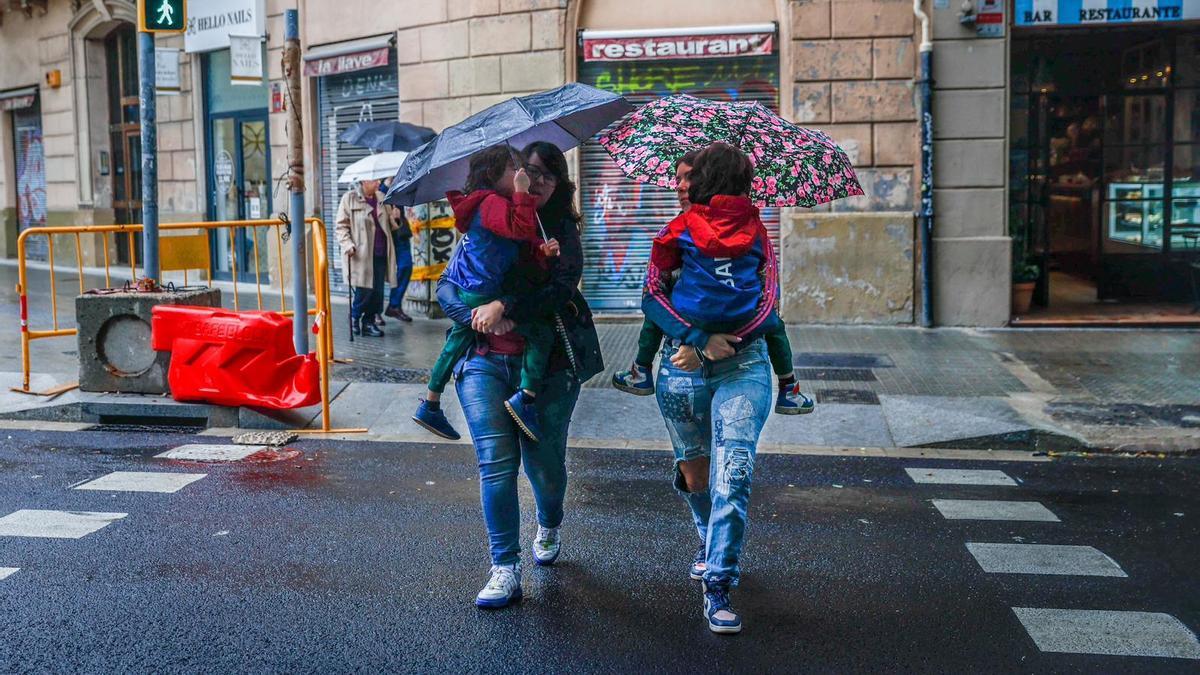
[598,94,863,208]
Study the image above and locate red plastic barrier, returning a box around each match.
[151,305,320,409]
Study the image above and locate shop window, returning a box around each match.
[1106,95,1167,146]
[1176,35,1200,87]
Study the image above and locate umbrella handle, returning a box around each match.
[347,258,354,343]
[505,140,548,241]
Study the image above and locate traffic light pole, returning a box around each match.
[137,30,159,282]
[284,9,309,353]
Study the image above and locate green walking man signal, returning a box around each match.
[138,0,187,33]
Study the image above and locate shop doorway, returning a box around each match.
[1011,28,1200,325]
[106,25,141,266]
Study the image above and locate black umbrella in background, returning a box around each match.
[339,121,436,153]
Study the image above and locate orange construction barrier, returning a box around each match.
[151,305,320,410]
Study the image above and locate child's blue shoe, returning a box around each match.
[775,382,815,415]
[412,399,461,440]
[612,363,654,396]
[702,581,743,634]
[504,391,542,442]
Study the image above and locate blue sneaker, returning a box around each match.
[612,363,654,396]
[702,582,743,634]
[776,382,815,415]
[532,525,561,566]
[689,544,706,581]
[475,563,522,608]
[504,391,542,442]
[412,399,461,440]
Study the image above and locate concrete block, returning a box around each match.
[38,33,70,65]
[813,123,872,166]
[449,0,500,20]
[531,9,565,50]
[794,40,872,81]
[792,83,831,123]
[469,14,531,55]
[934,188,1006,238]
[832,167,914,212]
[159,122,184,152]
[873,37,915,79]
[393,0,449,29]
[780,211,914,324]
[933,5,980,39]
[934,89,1006,139]
[399,61,450,101]
[171,152,197,182]
[396,28,422,65]
[874,122,917,166]
[420,21,469,61]
[449,56,501,97]
[832,80,915,122]
[77,288,221,394]
[500,51,565,92]
[499,0,563,11]
[932,236,1011,326]
[791,0,831,39]
[422,97,473,132]
[471,93,511,114]
[933,139,1005,188]
[933,39,1006,89]
[833,0,914,37]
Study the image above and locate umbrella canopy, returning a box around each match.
[337,151,408,184]
[384,83,633,206]
[338,121,436,153]
[598,94,864,208]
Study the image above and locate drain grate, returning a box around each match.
[86,423,206,434]
[793,352,895,368]
[815,389,880,405]
[335,366,431,384]
[794,368,878,382]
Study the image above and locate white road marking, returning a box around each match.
[933,499,1059,522]
[0,567,18,580]
[74,471,207,494]
[0,510,127,539]
[905,468,1017,486]
[1013,608,1200,659]
[157,444,267,461]
[967,543,1126,577]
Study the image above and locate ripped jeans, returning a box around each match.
[656,338,771,587]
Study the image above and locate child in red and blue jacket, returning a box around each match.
[413,146,559,443]
[636,143,812,415]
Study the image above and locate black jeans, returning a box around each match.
[351,255,388,325]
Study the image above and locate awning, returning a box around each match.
[579,23,776,62]
[304,34,393,77]
[0,86,37,111]
[1015,0,1200,27]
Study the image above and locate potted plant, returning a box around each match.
[1011,259,1041,315]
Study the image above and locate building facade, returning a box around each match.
[1,1,1196,325]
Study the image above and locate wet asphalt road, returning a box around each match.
[0,430,1196,674]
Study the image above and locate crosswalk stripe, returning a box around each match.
[0,510,127,539]
[1014,608,1200,659]
[967,543,1126,577]
[74,471,207,494]
[0,567,18,580]
[157,444,267,462]
[933,499,1059,522]
[905,468,1017,486]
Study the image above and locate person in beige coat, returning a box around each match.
[335,179,398,337]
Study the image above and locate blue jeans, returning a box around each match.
[656,338,771,587]
[455,350,581,566]
[388,238,413,310]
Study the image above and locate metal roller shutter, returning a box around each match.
[317,58,398,292]
[13,101,47,262]
[578,53,781,312]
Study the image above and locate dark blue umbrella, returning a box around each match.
[384,83,633,206]
[339,121,436,153]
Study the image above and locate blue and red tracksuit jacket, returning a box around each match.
[442,189,542,298]
[642,194,779,350]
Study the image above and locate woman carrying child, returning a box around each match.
[424,143,602,608]
[642,142,784,635]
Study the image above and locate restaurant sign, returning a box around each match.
[304,48,390,77]
[1015,0,1200,26]
[582,31,774,62]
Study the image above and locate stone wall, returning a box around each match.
[783,0,918,323]
[931,2,1011,326]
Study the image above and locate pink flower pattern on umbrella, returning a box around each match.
[599,94,863,208]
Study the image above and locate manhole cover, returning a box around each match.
[816,389,880,405]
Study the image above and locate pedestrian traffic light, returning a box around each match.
[138,0,186,33]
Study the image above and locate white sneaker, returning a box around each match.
[532,525,561,566]
[475,563,522,608]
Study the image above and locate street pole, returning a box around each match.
[137,30,159,283]
[284,9,309,353]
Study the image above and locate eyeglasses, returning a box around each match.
[523,164,559,185]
